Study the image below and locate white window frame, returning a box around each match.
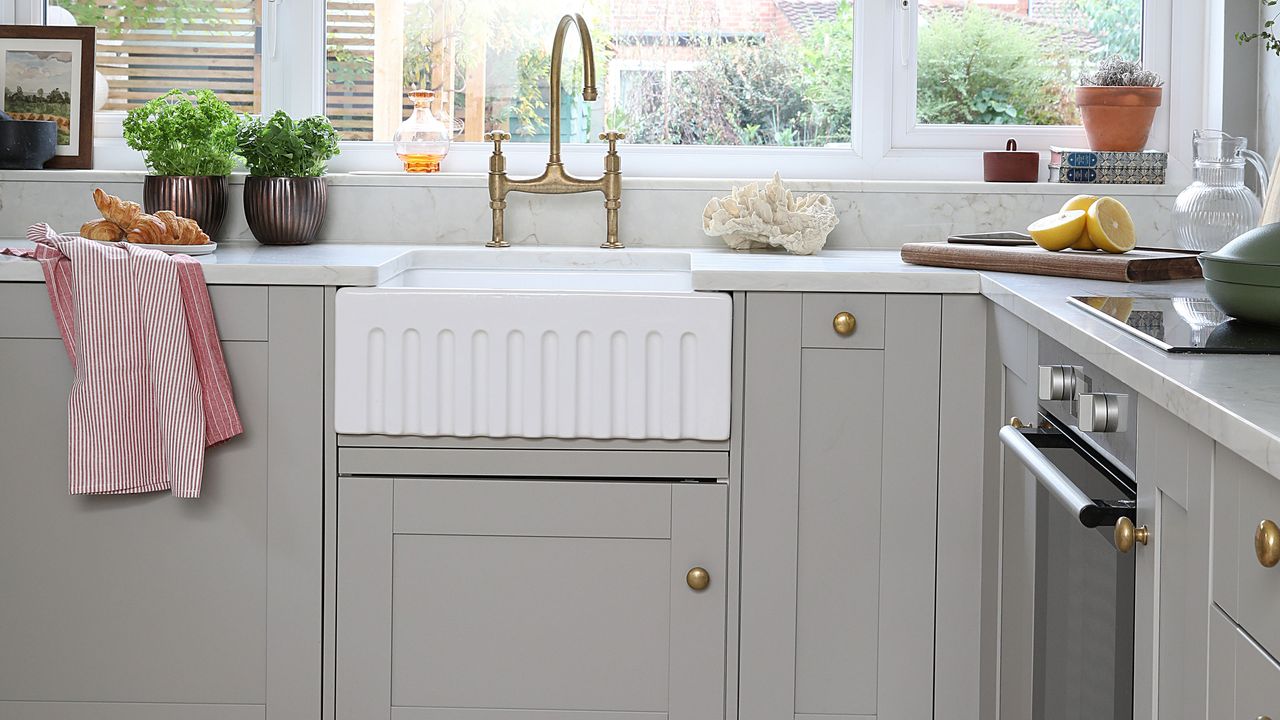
[8,0,1217,183]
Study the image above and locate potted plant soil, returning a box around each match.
[124,89,240,239]
[236,110,340,245]
[1075,57,1164,153]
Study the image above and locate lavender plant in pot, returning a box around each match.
[123,89,241,239]
[237,110,340,245]
[1075,57,1164,152]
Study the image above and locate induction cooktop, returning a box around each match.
[1069,296,1280,354]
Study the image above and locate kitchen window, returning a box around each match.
[5,0,1208,180]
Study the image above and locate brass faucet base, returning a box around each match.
[486,240,510,248]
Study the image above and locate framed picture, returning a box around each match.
[0,25,94,169]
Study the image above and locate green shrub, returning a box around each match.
[123,89,241,176]
[799,0,854,144]
[916,6,1074,126]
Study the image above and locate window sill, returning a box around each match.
[0,167,1181,197]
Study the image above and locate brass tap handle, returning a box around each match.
[1256,519,1280,568]
[484,130,511,154]
[1114,516,1149,553]
[599,131,626,154]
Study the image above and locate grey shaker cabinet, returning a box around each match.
[0,283,325,720]
[335,475,728,720]
[738,292,942,720]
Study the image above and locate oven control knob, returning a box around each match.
[1038,365,1082,402]
[1079,392,1126,433]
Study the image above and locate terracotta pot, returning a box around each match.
[1075,86,1163,152]
[243,176,328,246]
[143,175,229,240]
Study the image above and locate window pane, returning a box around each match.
[325,0,854,146]
[48,0,262,114]
[915,0,1141,126]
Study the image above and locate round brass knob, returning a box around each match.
[1009,417,1027,429]
[686,566,710,591]
[833,311,857,336]
[1256,519,1280,568]
[1115,517,1149,553]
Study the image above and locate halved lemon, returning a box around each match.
[1071,234,1097,251]
[1028,209,1088,252]
[1086,197,1136,254]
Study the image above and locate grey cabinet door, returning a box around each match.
[738,293,941,720]
[0,284,324,720]
[336,477,728,720]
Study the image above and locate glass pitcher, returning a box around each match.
[1173,130,1271,251]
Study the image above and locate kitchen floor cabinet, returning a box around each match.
[335,474,728,720]
[0,283,325,720]
[737,292,942,720]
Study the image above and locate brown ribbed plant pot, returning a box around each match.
[243,176,328,246]
[143,175,229,240]
[1075,86,1163,152]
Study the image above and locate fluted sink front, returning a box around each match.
[333,249,732,440]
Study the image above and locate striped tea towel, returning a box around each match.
[2,224,242,497]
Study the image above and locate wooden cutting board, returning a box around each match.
[900,242,1203,282]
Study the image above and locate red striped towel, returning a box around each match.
[2,224,242,497]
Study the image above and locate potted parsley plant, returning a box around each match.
[236,110,341,245]
[123,89,241,239]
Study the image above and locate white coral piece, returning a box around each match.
[702,173,839,255]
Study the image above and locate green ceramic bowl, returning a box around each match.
[1203,278,1280,326]
[1199,223,1280,285]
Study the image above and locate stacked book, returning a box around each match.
[1048,147,1167,184]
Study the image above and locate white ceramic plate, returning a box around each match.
[129,241,218,256]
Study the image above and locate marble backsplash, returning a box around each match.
[0,172,1179,249]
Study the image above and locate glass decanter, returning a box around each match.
[1173,129,1271,252]
[392,89,459,173]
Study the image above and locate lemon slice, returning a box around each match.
[1028,210,1088,251]
[1059,194,1100,214]
[1086,197,1136,253]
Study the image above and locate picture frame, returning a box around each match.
[0,25,94,169]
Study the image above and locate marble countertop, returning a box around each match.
[1,240,1276,479]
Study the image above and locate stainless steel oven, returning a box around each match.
[1000,339,1140,720]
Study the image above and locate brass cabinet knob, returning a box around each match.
[686,566,710,591]
[1115,516,1150,553]
[1256,519,1280,568]
[832,311,857,336]
[1009,417,1027,429]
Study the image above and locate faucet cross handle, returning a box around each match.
[599,131,625,154]
[484,130,512,154]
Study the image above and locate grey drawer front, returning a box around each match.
[0,283,268,341]
[801,293,886,349]
[338,446,730,480]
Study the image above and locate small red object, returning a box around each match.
[983,139,1040,182]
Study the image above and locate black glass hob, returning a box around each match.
[1069,296,1280,354]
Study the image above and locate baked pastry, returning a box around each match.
[92,188,141,229]
[154,210,210,245]
[80,219,126,242]
[125,214,170,245]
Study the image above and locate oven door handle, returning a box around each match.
[999,425,1131,528]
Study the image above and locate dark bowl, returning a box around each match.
[0,119,58,170]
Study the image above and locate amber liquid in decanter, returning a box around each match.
[396,153,447,173]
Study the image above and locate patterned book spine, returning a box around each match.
[1047,165,1167,184]
[1049,147,1168,170]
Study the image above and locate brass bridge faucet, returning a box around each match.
[484,13,624,249]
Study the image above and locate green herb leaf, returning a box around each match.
[236,110,341,177]
[122,89,241,176]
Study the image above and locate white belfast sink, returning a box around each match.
[334,249,732,440]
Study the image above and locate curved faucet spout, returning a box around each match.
[549,13,597,164]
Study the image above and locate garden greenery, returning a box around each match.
[1237,0,1280,57]
[123,89,241,176]
[916,6,1073,125]
[237,111,341,177]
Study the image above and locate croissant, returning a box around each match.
[80,219,126,242]
[125,214,170,245]
[92,187,141,229]
[155,210,210,245]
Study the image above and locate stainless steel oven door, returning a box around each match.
[1000,413,1136,720]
